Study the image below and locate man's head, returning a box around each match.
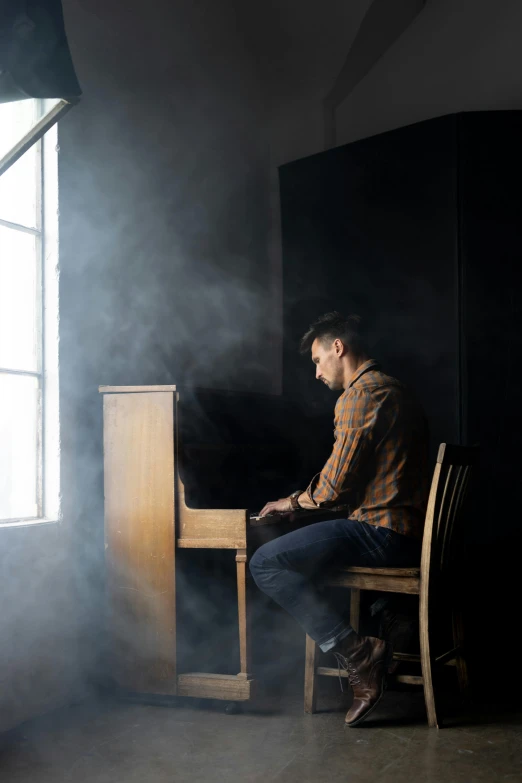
[299,312,368,391]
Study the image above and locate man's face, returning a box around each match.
[311,337,344,390]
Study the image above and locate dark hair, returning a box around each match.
[299,311,365,355]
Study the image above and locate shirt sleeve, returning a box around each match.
[305,388,382,508]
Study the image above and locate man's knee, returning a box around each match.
[250,543,280,590]
[249,546,267,587]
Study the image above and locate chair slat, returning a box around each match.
[332,566,420,577]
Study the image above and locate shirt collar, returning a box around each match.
[347,359,380,388]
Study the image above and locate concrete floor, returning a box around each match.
[1,674,521,783]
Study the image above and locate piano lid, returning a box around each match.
[99,385,177,393]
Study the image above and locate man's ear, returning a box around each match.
[333,338,346,357]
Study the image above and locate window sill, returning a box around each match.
[0,517,60,530]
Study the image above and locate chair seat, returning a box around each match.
[325,564,420,594]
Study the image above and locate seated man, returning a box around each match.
[250,312,429,727]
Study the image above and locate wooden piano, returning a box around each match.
[99,384,254,703]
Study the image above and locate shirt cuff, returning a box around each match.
[306,473,322,507]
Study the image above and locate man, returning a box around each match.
[250,312,429,727]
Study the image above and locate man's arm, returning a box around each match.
[299,388,383,509]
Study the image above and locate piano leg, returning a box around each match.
[236,548,251,678]
[176,547,255,703]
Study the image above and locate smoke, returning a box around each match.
[0,0,291,735]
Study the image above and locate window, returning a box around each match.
[0,99,60,524]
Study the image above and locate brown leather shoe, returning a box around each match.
[334,635,389,727]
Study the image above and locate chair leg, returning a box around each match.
[350,588,361,632]
[419,598,440,728]
[304,634,319,714]
[452,608,470,697]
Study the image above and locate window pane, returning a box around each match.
[0,99,39,228]
[0,226,39,372]
[0,100,38,159]
[0,374,39,520]
[0,144,38,228]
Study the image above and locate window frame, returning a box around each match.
[0,99,60,526]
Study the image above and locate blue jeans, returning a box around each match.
[249,519,421,652]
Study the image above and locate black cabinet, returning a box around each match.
[280,110,522,530]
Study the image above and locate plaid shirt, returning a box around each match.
[306,360,429,539]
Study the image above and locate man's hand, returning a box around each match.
[259,497,293,517]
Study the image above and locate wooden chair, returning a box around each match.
[304,443,478,728]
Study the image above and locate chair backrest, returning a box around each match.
[420,443,478,587]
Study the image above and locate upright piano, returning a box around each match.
[99,384,259,703]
